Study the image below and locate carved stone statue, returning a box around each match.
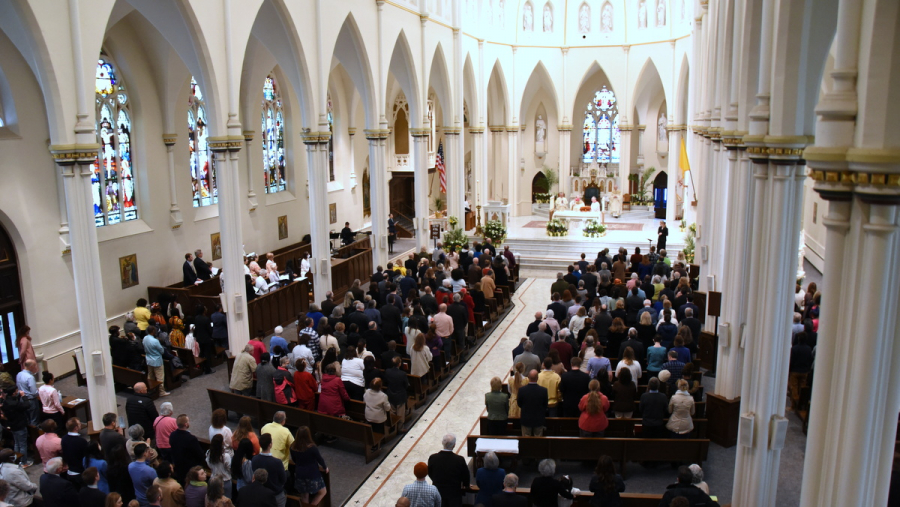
[601,2,613,32]
[578,3,590,33]
[658,114,668,143]
[535,115,546,143]
[638,0,647,28]
[657,0,666,26]
[543,4,553,32]
[523,4,534,31]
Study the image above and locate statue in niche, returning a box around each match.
[543,4,553,32]
[523,4,534,31]
[535,115,546,143]
[657,0,666,26]
[658,113,668,142]
[578,3,590,33]
[638,0,647,28]
[466,161,473,197]
[601,2,614,32]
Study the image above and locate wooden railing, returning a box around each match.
[331,247,373,303]
[147,276,221,317]
[247,278,310,336]
[271,241,312,274]
[335,236,371,259]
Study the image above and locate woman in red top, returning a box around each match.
[293,358,319,410]
[578,379,610,437]
[318,364,349,417]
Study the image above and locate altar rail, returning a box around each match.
[331,246,373,303]
[248,278,310,336]
[147,276,222,317]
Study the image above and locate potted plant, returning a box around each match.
[433,196,444,218]
[534,193,551,204]
[542,166,560,196]
[546,218,569,237]
[683,222,697,263]
[443,216,468,250]
[582,219,607,238]
[484,220,506,245]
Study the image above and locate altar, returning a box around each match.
[551,208,604,223]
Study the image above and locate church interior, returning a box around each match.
[0,0,898,506]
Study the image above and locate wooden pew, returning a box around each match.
[499,385,707,418]
[207,389,385,462]
[477,416,709,439]
[464,485,663,507]
[112,366,161,399]
[247,278,310,337]
[331,247,373,303]
[163,359,186,391]
[465,435,710,477]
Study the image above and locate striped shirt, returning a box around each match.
[401,480,442,507]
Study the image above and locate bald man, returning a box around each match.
[126,382,159,440]
[396,498,411,507]
[16,359,40,425]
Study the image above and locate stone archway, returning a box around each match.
[653,171,668,219]
[531,172,549,202]
[0,223,24,371]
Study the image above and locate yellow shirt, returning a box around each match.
[134,307,151,331]
[537,370,562,407]
[261,422,294,469]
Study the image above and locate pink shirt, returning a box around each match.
[36,432,62,468]
[38,385,63,414]
[433,312,454,338]
[18,337,35,369]
[249,340,267,364]
[153,416,179,449]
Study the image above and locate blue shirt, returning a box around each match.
[475,467,506,506]
[142,336,164,367]
[672,346,691,364]
[85,457,109,493]
[587,356,611,379]
[646,347,668,372]
[15,370,37,398]
[270,336,289,355]
[128,460,157,505]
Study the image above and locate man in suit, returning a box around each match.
[659,467,721,507]
[340,222,355,246]
[550,273,569,298]
[681,308,702,345]
[388,214,397,254]
[193,249,213,280]
[168,415,205,486]
[625,287,645,325]
[525,312,543,336]
[512,341,541,376]
[528,323,552,361]
[427,434,470,507]
[79,467,108,507]
[381,295,404,342]
[447,294,470,350]
[404,253,417,274]
[492,473,528,507]
[678,293,700,322]
[546,295,567,327]
[251,434,287,507]
[640,378,669,438]
[419,287,438,316]
[41,458,79,506]
[657,221,669,250]
[516,370,548,436]
[618,328,645,362]
[238,469,279,507]
[581,266,598,303]
[559,357,592,417]
[183,253,199,287]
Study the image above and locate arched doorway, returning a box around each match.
[531,172,549,202]
[653,171,668,219]
[0,224,23,370]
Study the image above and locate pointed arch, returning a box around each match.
[463,53,478,125]
[331,13,377,128]
[428,43,453,125]
[519,61,560,123]
[675,54,690,126]
[632,57,667,122]
[387,30,420,127]
[486,59,510,126]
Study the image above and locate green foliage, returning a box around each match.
[484,220,506,244]
[542,166,559,194]
[583,219,607,237]
[443,226,468,251]
[533,193,551,204]
[433,196,444,211]
[683,222,697,263]
[546,218,569,236]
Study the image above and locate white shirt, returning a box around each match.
[615,360,643,388]
[300,258,311,277]
[209,425,234,444]
[590,201,600,212]
[290,345,315,373]
[254,275,269,294]
[341,357,365,387]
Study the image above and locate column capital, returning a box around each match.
[443,127,461,135]
[242,130,255,142]
[49,144,99,166]
[505,125,519,133]
[207,136,244,152]
[348,127,357,136]
[466,126,485,134]
[410,127,431,137]
[488,125,506,133]
[162,133,178,146]
[557,124,573,132]
[364,129,390,141]
[302,131,332,144]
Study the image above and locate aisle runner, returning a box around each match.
[522,220,644,231]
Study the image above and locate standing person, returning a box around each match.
[205,434,233,498]
[789,333,813,411]
[236,469,278,507]
[484,377,510,436]
[231,417,260,455]
[318,364,349,419]
[183,253,199,287]
[293,359,318,411]
[3,387,31,466]
[231,439,256,493]
[16,327,35,371]
[99,413,126,460]
[40,458,78,506]
[126,382,160,441]
[142,327,169,397]
[507,363,528,419]
[400,463,440,507]
[528,460,572,507]
[128,444,158,506]
[83,440,110,493]
[0,448,37,506]
[588,456,625,507]
[251,434,287,507]
[289,427,327,506]
[61,418,89,481]
[191,305,214,374]
[107,445,136,505]
[387,214,396,254]
[153,403,178,463]
[384,356,410,417]
[659,467,720,507]
[610,368,637,419]
[667,379,695,438]
[427,434,470,507]
[261,412,294,472]
[516,370,548,436]
[230,345,258,397]
[578,380,610,437]
[363,379,392,435]
[560,357,592,418]
[152,461,185,507]
[657,221,668,251]
[211,305,228,352]
[183,467,208,507]
[35,419,62,468]
[79,467,108,507]
[536,359,562,417]
[256,354,276,402]
[639,378,669,438]
[38,371,65,430]
[193,249,213,280]
[209,409,234,444]
[169,416,206,487]
[15,360,40,426]
[474,451,506,507]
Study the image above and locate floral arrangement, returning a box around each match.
[448,215,459,229]
[679,219,687,232]
[546,218,569,237]
[534,193,551,204]
[443,227,468,251]
[582,219,607,238]
[683,222,697,263]
[484,220,507,244]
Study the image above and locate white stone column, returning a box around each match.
[208,138,251,353]
[411,129,431,250]
[557,126,571,195]
[618,126,632,195]
[243,130,258,212]
[162,134,183,229]
[366,130,389,268]
[50,146,117,424]
[469,127,484,229]
[506,126,518,211]
[665,127,681,223]
[445,128,463,220]
[731,148,807,506]
[303,133,334,303]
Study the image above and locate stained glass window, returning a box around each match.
[326,93,335,182]
[582,85,620,164]
[189,77,216,207]
[92,55,138,227]
[261,75,286,193]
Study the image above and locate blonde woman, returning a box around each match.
[507,362,529,418]
[667,379,696,437]
[408,332,432,377]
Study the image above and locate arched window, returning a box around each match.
[92,55,138,227]
[262,75,286,193]
[326,93,335,182]
[188,77,216,207]
[582,86,620,164]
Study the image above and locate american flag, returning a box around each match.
[436,140,446,194]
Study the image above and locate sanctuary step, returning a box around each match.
[500,237,684,271]
[531,203,551,218]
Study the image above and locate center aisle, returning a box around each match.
[348,277,552,507]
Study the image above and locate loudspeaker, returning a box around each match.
[739,413,755,448]
[769,415,789,450]
[706,275,716,292]
[91,351,105,377]
[708,291,722,317]
[718,322,730,348]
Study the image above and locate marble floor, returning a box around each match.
[504,211,687,246]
